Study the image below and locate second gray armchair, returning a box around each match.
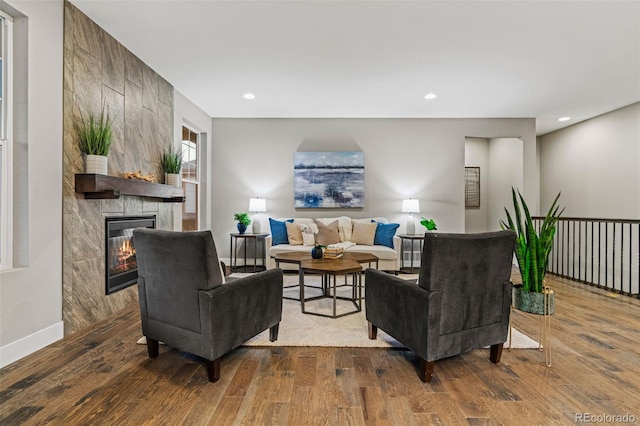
[365,230,516,382]
[134,228,283,382]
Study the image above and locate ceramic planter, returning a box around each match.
[512,285,555,315]
[165,173,182,187]
[311,246,323,259]
[85,154,108,175]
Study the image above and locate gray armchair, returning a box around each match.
[133,228,283,382]
[365,230,516,382]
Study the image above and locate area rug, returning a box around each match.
[136,273,539,349]
[241,273,539,349]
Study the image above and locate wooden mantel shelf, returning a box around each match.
[75,174,185,202]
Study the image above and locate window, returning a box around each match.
[0,12,12,269]
[181,126,199,231]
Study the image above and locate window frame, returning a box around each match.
[0,11,13,270]
[181,125,200,231]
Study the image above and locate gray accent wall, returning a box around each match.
[62,2,175,335]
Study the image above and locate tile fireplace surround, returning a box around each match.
[62,3,176,336]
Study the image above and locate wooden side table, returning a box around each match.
[230,233,268,272]
[398,234,425,273]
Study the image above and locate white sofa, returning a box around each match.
[266,216,401,272]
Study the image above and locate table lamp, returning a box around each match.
[402,198,420,235]
[249,197,267,234]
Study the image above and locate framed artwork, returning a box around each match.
[294,152,364,208]
[465,166,480,208]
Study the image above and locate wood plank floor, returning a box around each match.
[1,273,639,425]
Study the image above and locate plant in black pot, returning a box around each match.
[500,188,564,315]
[234,212,251,234]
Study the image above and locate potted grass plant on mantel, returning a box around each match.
[161,146,182,187]
[77,106,113,175]
[500,188,564,315]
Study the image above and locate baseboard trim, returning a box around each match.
[0,321,64,368]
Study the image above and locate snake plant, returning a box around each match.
[500,188,564,293]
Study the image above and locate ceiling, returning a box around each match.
[72,0,640,135]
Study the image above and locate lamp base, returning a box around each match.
[406,218,415,235]
[252,217,262,234]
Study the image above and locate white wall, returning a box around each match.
[173,90,213,232]
[539,103,640,218]
[0,0,64,367]
[464,137,489,232]
[487,137,524,231]
[211,117,537,259]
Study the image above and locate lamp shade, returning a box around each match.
[402,199,420,214]
[248,197,267,212]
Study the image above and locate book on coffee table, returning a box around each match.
[323,247,344,259]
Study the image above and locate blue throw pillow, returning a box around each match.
[372,220,400,248]
[269,218,294,245]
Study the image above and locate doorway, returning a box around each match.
[464,137,523,232]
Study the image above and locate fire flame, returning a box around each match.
[110,238,137,275]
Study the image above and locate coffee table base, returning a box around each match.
[282,269,325,302]
[301,271,362,318]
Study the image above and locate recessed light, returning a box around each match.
[424,93,437,100]
[558,116,571,122]
[243,93,256,100]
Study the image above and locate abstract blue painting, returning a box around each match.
[294,152,365,208]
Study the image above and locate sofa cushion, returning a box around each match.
[372,220,400,248]
[315,219,340,245]
[345,244,398,260]
[351,221,377,245]
[269,218,294,245]
[285,222,304,245]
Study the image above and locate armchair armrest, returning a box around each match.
[198,268,283,360]
[365,268,441,361]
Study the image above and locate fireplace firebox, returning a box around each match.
[105,216,156,295]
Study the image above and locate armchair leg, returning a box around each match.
[269,324,280,342]
[490,343,504,364]
[206,358,221,382]
[419,358,435,383]
[146,337,159,358]
[368,322,377,340]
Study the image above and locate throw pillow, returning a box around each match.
[372,220,400,248]
[285,222,304,245]
[314,219,340,245]
[269,218,293,245]
[351,221,378,245]
[299,224,317,246]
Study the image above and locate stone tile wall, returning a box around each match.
[62,2,175,335]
